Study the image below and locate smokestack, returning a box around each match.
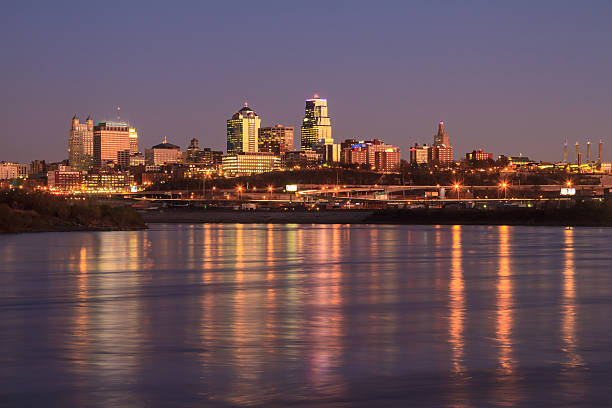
[575,142,580,163]
[587,141,592,162]
[599,140,603,163]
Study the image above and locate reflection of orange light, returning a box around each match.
[497,225,513,374]
[449,225,465,373]
[562,228,583,368]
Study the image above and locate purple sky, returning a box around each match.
[1,1,611,163]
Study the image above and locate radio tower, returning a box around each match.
[117,106,121,122]
[563,139,568,163]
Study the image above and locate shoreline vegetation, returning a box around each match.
[140,201,612,227]
[0,190,145,233]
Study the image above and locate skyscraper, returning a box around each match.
[129,127,139,154]
[258,124,294,155]
[433,121,449,147]
[301,94,332,151]
[93,122,131,168]
[68,115,94,171]
[227,103,261,154]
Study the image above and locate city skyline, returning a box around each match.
[2,2,612,163]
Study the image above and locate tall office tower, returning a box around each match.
[93,122,131,168]
[563,139,568,162]
[301,94,332,151]
[129,127,139,154]
[587,141,592,162]
[434,121,450,147]
[227,103,261,154]
[68,115,94,171]
[258,124,294,155]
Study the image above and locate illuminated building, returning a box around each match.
[29,160,47,177]
[320,142,341,162]
[258,125,294,154]
[227,103,260,154]
[410,143,431,165]
[374,148,401,172]
[129,153,145,167]
[434,121,450,147]
[0,162,28,180]
[466,149,493,161]
[68,115,94,171]
[430,145,454,165]
[301,94,332,151]
[340,139,400,170]
[342,147,368,165]
[145,138,182,165]
[129,127,139,154]
[83,172,133,192]
[93,122,131,168]
[186,138,204,163]
[222,152,280,176]
[47,167,82,190]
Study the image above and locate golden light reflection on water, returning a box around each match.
[496,226,513,374]
[561,228,585,403]
[449,225,465,374]
[308,225,345,399]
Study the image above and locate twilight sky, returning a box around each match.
[1,0,611,163]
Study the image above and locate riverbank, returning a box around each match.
[140,204,612,227]
[0,190,146,233]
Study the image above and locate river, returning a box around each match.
[1,224,612,407]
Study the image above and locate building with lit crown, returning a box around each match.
[222,152,280,176]
[301,95,332,151]
[145,138,182,165]
[68,115,94,171]
[434,121,450,147]
[129,127,139,154]
[227,103,261,154]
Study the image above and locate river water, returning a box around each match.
[1,224,612,407]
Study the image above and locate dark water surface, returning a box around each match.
[2,224,612,407]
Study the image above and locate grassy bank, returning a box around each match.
[140,201,612,227]
[365,202,612,226]
[0,190,146,233]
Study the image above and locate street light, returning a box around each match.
[453,183,461,200]
[499,182,509,199]
[237,185,243,200]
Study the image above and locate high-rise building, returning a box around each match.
[186,138,203,163]
[129,127,139,154]
[145,138,182,165]
[410,143,431,165]
[227,103,261,154]
[434,121,450,147]
[258,125,294,155]
[374,149,401,173]
[68,115,94,171]
[430,145,454,166]
[93,122,131,168]
[301,94,332,151]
